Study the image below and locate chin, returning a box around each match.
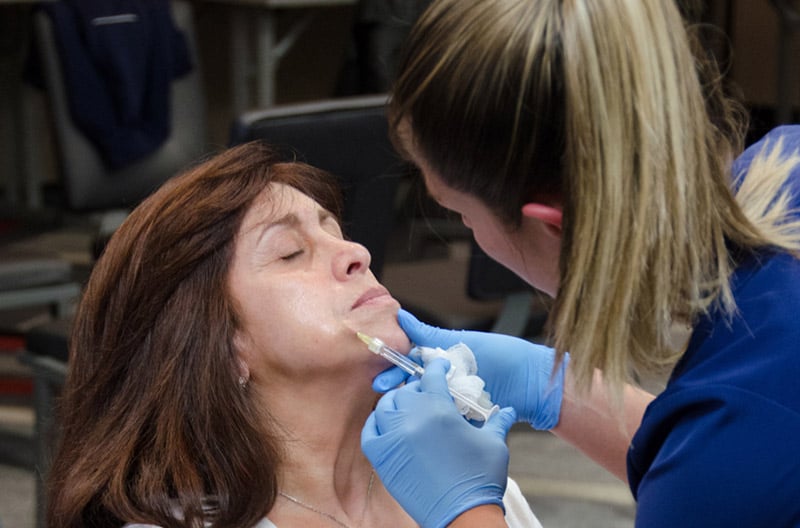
[345,303,408,345]
[382,330,412,355]
[362,317,411,354]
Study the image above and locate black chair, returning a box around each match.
[230,94,405,279]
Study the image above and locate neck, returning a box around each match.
[257,366,414,526]
[259,373,379,505]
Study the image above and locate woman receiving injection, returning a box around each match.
[45,142,541,528]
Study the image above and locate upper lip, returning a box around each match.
[352,286,391,310]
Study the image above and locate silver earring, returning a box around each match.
[238,376,247,388]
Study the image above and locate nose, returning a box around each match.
[332,238,372,280]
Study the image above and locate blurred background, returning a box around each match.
[1,1,798,527]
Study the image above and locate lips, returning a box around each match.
[352,286,392,310]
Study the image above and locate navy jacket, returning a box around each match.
[36,0,192,169]
[628,126,800,527]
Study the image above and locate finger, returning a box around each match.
[373,379,427,426]
[419,358,452,396]
[361,411,379,444]
[371,389,400,433]
[398,308,461,348]
[372,365,410,392]
[361,411,392,465]
[484,407,517,439]
[408,346,422,363]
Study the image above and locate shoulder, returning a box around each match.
[629,251,800,524]
[503,477,544,528]
[629,385,800,526]
[676,250,800,400]
[627,250,800,525]
[733,125,800,204]
[734,125,800,173]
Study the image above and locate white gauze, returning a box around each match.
[415,342,495,421]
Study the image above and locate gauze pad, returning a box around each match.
[416,343,495,421]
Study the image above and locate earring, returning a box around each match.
[238,376,247,388]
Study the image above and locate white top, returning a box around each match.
[124,477,542,528]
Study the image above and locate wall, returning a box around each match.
[729,0,800,108]
[193,2,356,146]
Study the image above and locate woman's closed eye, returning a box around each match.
[280,249,304,261]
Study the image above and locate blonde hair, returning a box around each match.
[390,0,800,395]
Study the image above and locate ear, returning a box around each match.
[237,357,250,382]
[233,331,252,381]
[521,203,562,236]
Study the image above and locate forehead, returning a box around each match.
[397,122,456,203]
[419,163,477,211]
[240,183,320,231]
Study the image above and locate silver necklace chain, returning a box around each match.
[278,471,375,528]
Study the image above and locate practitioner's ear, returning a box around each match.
[521,203,562,237]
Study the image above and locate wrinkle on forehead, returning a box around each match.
[239,183,304,237]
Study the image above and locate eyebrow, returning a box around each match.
[252,208,337,245]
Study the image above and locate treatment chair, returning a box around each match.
[230,94,405,279]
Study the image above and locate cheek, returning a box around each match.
[238,283,331,348]
[240,290,343,375]
[472,226,524,276]
[472,225,507,262]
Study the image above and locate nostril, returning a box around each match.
[347,262,361,275]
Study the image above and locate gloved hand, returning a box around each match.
[373,308,567,430]
[362,358,517,528]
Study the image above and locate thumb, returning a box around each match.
[418,357,452,396]
[484,407,517,439]
[372,366,411,393]
[398,308,461,348]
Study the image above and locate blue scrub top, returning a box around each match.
[627,126,800,527]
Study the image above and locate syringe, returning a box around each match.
[357,332,499,423]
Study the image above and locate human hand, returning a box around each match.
[374,309,566,430]
[362,359,517,528]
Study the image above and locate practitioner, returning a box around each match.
[362,1,800,526]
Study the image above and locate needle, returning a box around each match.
[357,332,499,423]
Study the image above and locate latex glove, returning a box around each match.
[362,358,517,528]
[373,309,566,430]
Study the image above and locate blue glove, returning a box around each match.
[373,309,567,430]
[362,358,517,528]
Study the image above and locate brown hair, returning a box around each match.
[390,0,800,393]
[46,142,343,527]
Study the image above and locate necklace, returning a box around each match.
[278,471,375,528]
